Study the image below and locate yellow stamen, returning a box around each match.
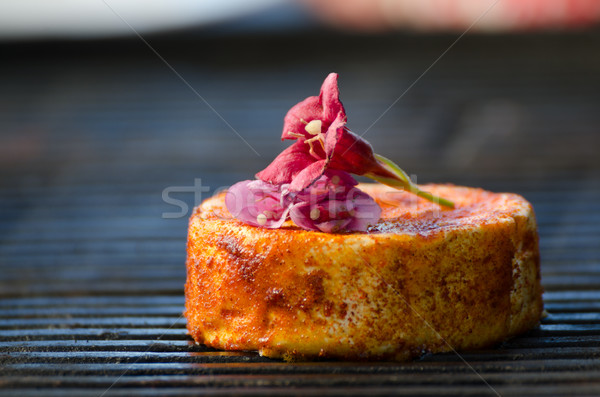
[310,208,320,220]
[292,118,326,158]
[256,213,267,226]
[304,120,322,135]
[305,135,325,157]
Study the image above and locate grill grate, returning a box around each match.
[1,32,600,396]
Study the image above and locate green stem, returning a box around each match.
[366,154,455,209]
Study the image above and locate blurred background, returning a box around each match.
[1,0,600,395]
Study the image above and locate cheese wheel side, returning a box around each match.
[185,183,543,361]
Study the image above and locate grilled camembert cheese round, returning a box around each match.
[185,183,543,361]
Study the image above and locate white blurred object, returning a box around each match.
[0,0,287,39]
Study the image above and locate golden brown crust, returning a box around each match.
[185,183,543,361]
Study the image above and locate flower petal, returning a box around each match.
[344,188,382,231]
[325,123,379,176]
[255,141,316,185]
[288,202,320,231]
[289,201,353,233]
[288,159,328,192]
[291,170,357,202]
[281,73,345,142]
[288,180,381,233]
[225,180,289,228]
[323,169,358,188]
[281,96,322,141]
[319,73,345,124]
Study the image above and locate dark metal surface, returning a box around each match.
[1,32,600,396]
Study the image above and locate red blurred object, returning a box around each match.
[300,0,600,32]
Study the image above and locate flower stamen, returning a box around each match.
[304,120,322,135]
[299,119,325,158]
[305,135,325,158]
[256,213,267,226]
[287,131,305,139]
[310,208,321,220]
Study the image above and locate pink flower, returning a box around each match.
[225,171,381,233]
[287,173,381,233]
[256,72,454,209]
[256,73,382,192]
[225,73,453,234]
[225,179,289,228]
